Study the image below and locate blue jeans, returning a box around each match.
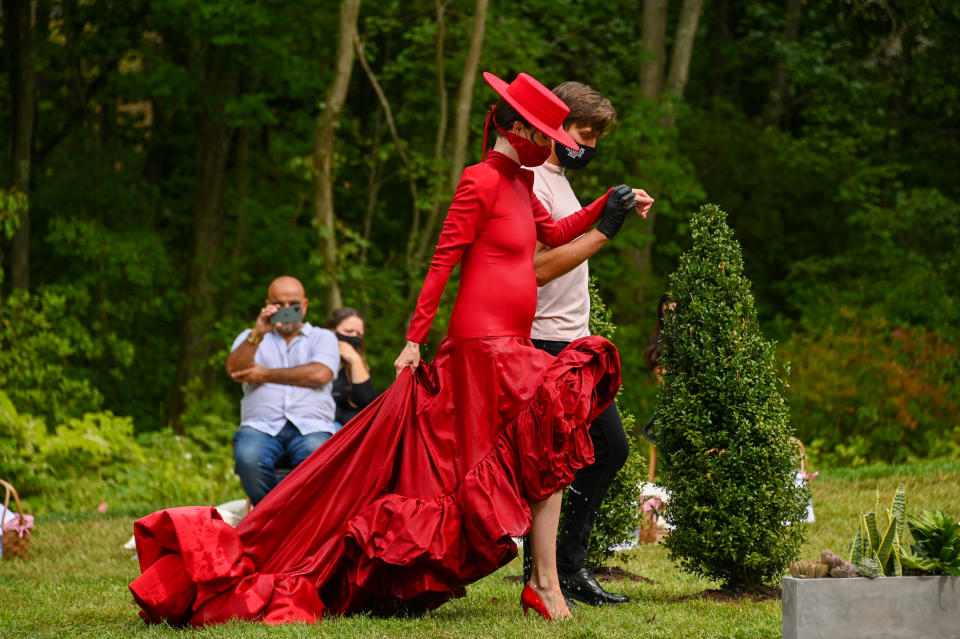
[233,421,332,505]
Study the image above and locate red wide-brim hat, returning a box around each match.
[483,71,578,151]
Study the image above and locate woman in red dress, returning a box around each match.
[129,72,638,625]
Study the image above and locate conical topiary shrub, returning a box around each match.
[654,204,808,591]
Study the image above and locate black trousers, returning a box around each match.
[531,338,630,573]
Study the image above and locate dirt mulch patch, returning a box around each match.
[675,586,781,603]
[594,566,657,584]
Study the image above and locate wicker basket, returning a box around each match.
[1,479,31,559]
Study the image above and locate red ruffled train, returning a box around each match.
[130,335,621,625]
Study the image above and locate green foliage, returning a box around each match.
[787,188,960,336]
[901,509,960,576]
[587,276,616,341]
[847,484,908,578]
[41,412,144,479]
[654,204,808,590]
[0,391,50,498]
[0,390,238,514]
[0,188,26,242]
[781,309,960,466]
[780,188,960,467]
[0,289,109,425]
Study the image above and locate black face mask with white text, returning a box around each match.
[556,143,596,170]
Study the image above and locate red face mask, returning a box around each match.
[495,120,552,167]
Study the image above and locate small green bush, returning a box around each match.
[0,288,110,425]
[0,390,51,497]
[0,389,240,514]
[654,204,808,590]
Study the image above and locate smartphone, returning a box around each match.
[270,305,303,325]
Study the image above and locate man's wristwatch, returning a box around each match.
[246,331,263,346]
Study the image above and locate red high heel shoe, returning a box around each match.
[521,583,552,620]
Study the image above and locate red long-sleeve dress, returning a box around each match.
[129,151,622,626]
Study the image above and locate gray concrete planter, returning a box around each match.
[782,575,960,639]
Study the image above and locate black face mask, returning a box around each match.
[336,333,364,353]
[556,143,596,170]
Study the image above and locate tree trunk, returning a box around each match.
[766,0,802,128]
[312,0,362,312]
[167,51,238,433]
[665,0,703,98]
[4,0,36,291]
[893,22,917,153]
[412,0,489,270]
[447,0,488,191]
[640,0,668,101]
[361,106,384,263]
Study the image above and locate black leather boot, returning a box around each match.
[556,487,630,606]
[522,534,532,584]
[559,567,629,606]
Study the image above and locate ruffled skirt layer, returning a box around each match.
[130,335,620,625]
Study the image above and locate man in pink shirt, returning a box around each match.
[523,82,654,606]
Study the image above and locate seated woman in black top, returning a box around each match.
[327,307,377,428]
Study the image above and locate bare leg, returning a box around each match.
[528,490,572,620]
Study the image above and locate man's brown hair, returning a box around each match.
[553,81,616,136]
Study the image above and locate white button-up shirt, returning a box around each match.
[230,323,341,436]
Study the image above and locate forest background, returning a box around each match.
[1,0,958,513]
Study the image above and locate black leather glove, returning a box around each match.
[597,184,636,239]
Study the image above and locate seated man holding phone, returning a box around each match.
[226,275,341,505]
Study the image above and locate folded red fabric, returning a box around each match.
[130,335,620,625]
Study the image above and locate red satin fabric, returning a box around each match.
[130,150,621,626]
[406,151,611,344]
[130,336,620,625]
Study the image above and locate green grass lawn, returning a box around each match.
[2,459,959,638]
